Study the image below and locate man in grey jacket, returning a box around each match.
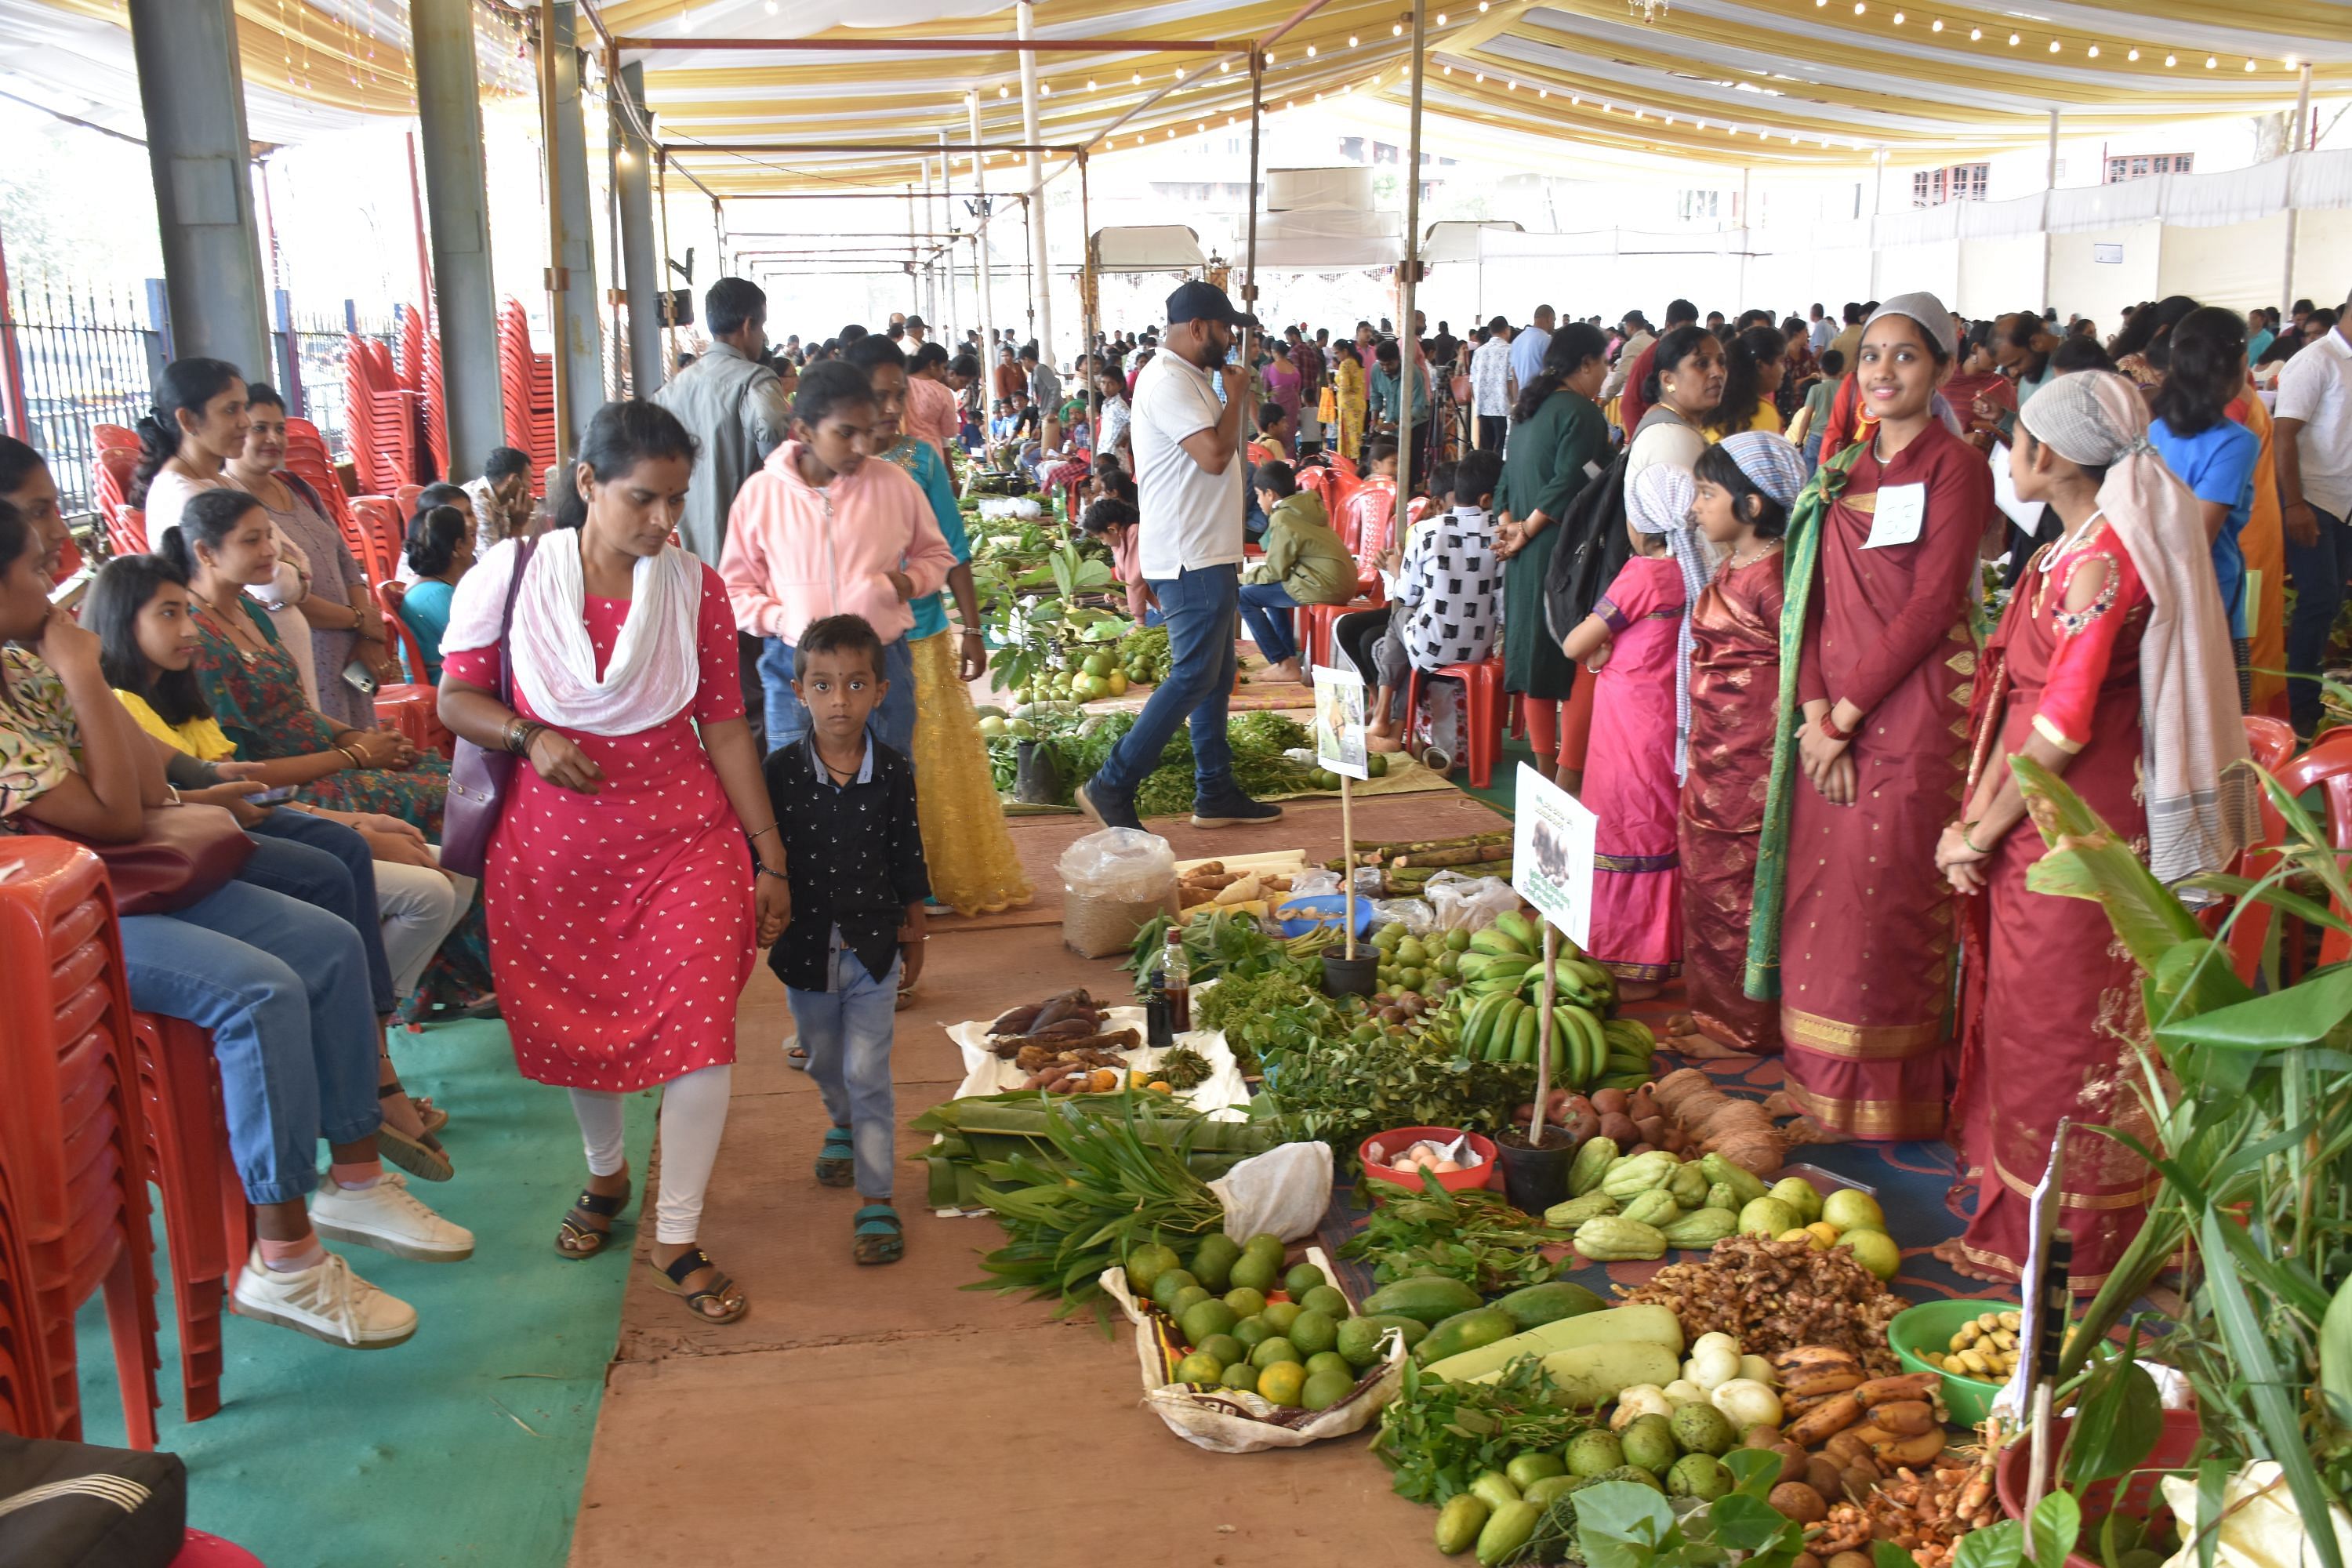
[655,276,792,725]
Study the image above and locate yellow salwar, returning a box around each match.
[1335,358,1368,463]
[909,630,1034,916]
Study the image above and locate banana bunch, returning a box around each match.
[1455,916,1620,1014]
[1450,996,1653,1087]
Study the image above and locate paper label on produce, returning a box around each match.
[1861,483,1926,549]
[1512,764,1597,946]
[1312,662,1369,781]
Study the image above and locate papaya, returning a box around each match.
[1361,1276,1483,1327]
[1414,1305,1519,1366]
[1493,1279,1608,1332]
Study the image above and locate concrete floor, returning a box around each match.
[566,795,1505,1568]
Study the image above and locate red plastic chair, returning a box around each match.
[0,1152,53,1436]
[2223,724,2352,985]
[1339,477,1396,558]
[1293,590,1385,673]
[93,447,138,528]
[103,506,148,560]
[130,1014,248,1423]
[393,482,423,517]
[347,497,405,587]
[93,423,140,452]
[372,582,453,757]
[1404,655,1508,788]
[0,838,162,1449]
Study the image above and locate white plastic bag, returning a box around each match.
[1207,1142,1334,1243]
[1425,871,1522,932]
[1290,868,1341,897]
[1371,897,1436,935]
[1058,827,1178,902]
[2157,1462,2352,1568]
[1102,1245,1407,1454]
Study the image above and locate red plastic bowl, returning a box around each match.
[1359,1126,1501,1201]
[1995,1409,2202,1568]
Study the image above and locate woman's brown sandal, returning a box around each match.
[375,1085,455,1181]
[556,1183,630,1259]
[647,1247,749,1323]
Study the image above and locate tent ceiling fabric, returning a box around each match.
[11,0,2347,185]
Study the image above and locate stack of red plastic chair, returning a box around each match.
[0,837,162,1448]
[129,1012,246,1423]
[403,307,449,483]
[344,337,415,497]
[2223,720,2352,986]
[0,1142,49,1434]
[497,299,556,492]
[281,419,355,551]
[343,498,451,754]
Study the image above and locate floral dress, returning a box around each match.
[189,597,449,835]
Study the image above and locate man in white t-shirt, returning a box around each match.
[1076,281,1283,833]
[2275,289,2352,735]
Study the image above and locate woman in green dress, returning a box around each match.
[1494,324,1612,786]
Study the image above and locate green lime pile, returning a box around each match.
[1130,1232,1378,1414]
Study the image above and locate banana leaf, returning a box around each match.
[2013,756,2205,970]
[2153,963,2352,1050]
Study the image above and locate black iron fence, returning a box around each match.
[0,284,402,517]
[2,283,163,518]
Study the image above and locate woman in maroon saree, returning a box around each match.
[1675,434,1809,1056]
[1936,370,2253,1290]
[1778,296,1991,1140]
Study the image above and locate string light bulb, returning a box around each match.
[1087,78,1096,89]
[998,84,1009,96]
[1307,43,1316,56]
[2126,48,2139,60]
[2243,57,2256,70]
[2085,45,2097,56]
[1393,22,1404,35]
[1348,34,1359,45]
[2007,31,2020,45]
[2048,38,2059,51]
[1131,71,1141,82]
[1436,12,1447,23]
[1219,60,1230,71]
[1929,16,1941,29]
[1892,10,1904,23]
[1174,66,1185,77]
[2205,53,2216,67]
[2165,53,2176,65]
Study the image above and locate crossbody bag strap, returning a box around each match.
[495,535,539,710]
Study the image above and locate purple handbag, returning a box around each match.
[437,537,537,879]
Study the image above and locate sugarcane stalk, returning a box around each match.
[1388,858,1512,884]
[1392,841,1523,869]
[1350,829,1513,865]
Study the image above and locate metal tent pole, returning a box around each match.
[1081,151,1097,453]
[2041,111,2060,312]
[1017,0,1054,362]
[536,0,573,461]
[970,91,996,369]
[1396,0,1425,524]
[2283,63,2313,313]
[413,0,507,474]
[1242,48,1264,441]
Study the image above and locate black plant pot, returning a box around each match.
[1495,1126,1577,1214]
[1321,946,1379,998]
[1013,739,1062,805]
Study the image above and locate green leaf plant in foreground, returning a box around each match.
[2004,757,2352,1563]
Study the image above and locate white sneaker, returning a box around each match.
[232,1246,419,1349]
[310,1171,476,1261]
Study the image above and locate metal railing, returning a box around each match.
[2,283,163,517]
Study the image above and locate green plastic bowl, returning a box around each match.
[1889,1298,2019,1426]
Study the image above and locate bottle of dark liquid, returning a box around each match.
[1157,928,1191,1033]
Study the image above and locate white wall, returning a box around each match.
[2158,213,2292,316]
[2045,225,2161,327]
[1955,234,2045,320]
[2292,209,2352,309]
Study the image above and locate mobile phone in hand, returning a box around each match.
[247,785,298,807]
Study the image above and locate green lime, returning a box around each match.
[1258,1360,1308,1406]
[1083,652,1114,678]
[1172,1350,1222,1386]
[1218,1360,1259,1393]
[1148,1268,1199,1311]
[1366,752,1389,777]
[1125,1243,1181,1295]
[1227,1252,1277,1295]
[1287,1308,1339,1356]
[1169,1285,1211,1317]
[1301,1367,1356,1411]
[1249,1335,1301,1370]
[1180,1300,1239,1345]
[1190,1234,1240,1292]
[1232,1316,1275,1350]
[1198,1333,1244,1367]
[1300,1285,1351,1318]
[1306,1351,1353,1381]
[1222,1286,1269,1319]
[1260,1301,1302,1334]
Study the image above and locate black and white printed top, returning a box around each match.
[1399,505,1501,670]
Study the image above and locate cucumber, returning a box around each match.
[1360,1276,1483,1327]
[1468,1471,1522,1512]
[1414,1305,1519,1366]
[1493,1279,1608,1331]
[1476,1501,1544,1566]
[1435,1494,1490,1556]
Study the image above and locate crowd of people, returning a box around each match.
[1,269,2343,1354]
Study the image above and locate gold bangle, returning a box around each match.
[749,823,781,843]
[336,745,365,769]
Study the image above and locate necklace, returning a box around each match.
[1726,539,1784,571]
[195,593,267,661]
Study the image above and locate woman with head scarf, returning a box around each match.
[1748,292,1993,1141]
[1934,370,2255,1290]
[1673,434,1806,1058]
[1557,463,1706,999]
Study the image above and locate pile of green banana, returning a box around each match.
[1446,916,1653,1087]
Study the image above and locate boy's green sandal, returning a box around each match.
[852,1204,903,1265]
[815,1128,856,1187]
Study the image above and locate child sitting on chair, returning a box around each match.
[1365,448,1502,771]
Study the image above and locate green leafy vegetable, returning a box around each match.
[1339,1171,1560,1290]
[1373,1355,1597,1505]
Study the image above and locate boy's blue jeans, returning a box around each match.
[1237,581,1301,665]
[786,947,901,1200]
[759,633,917,760]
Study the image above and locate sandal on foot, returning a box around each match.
[375,1114,455,1183]
[379,1081,449,1139]
[786,1038,809,1073]
[895,985,916,1012]
[852,1203,905,1265]
[815,1128,856,1188]
[646,1247,749,1323]
[556,1184,630,1259]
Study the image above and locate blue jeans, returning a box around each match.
[1237,580,1302,665]
[759,633,917,760]
[118,880,381,1206]
[245,809,394,1016]
[786,948,901,1199]
[2285,504,2350,734]
[1092,563,1238,798]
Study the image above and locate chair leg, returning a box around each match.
[100,1242,161,1451]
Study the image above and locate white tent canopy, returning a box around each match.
[1423,220,1525,264]
[1244,209,1404,270]
[1089,225,1210,274]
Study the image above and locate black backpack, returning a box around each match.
[1542,448,1633,645]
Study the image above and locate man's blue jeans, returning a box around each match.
[1237,580,1302,665]
[1092,563,1238,798]
[2284,503,2350,735]
[759,633,917,760]
[786,949,901,1200]
[118,880,381,1206]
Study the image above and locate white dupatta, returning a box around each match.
[440,532,703,736]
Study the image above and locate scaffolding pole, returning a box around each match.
[1017,0,1053,361]
[969,91,996,363]
[1396,0,1425,532]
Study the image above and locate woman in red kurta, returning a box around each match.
[1779,296,1991,1141]
[1675,434,1809,1056]
[1938,370,2254,1290]
[440,400,790,1325]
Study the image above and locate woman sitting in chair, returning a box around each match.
[397,506,475,684]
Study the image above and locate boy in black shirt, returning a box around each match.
[763,614,928,1265]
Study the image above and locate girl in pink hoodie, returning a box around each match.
[720,361,955,756]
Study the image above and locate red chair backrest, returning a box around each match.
[93,447,138,525]
[1345,478,1398,562]
[394,483,423,517]
[92,423,140,452]
[1296,466,1334,516]
[2226,725,2352,982]
[107,506,149,558]
[348,497,405,586]
[378,582,432,681]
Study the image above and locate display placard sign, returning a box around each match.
[2091,243,2124,265]
[1312,663,1369,782]
[1511,762,1598,946]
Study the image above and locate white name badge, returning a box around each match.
[1862,483,1926,549]
[1583,459,1605,481]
